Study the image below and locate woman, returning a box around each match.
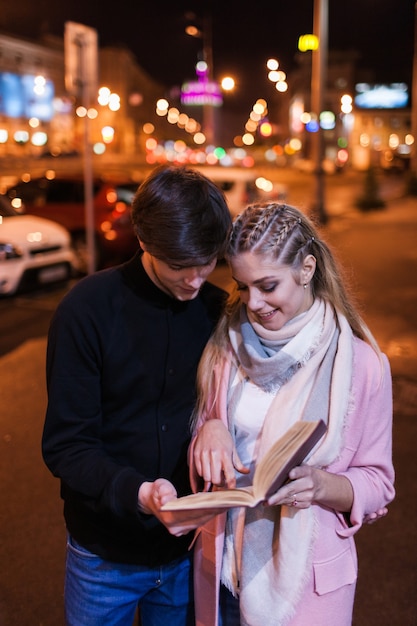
[189,203,395,626]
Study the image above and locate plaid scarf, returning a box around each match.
[223,299,353,625]
[229,299,327,391]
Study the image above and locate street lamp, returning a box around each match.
[221,76,235,91]
[266,58,288,93]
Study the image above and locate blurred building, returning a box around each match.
[91,46,167,157]
[0,32,68,157]
[0,29,412,171]
[0,30,178,163]
[287,50,412,171]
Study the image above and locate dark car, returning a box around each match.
[7,176,140,274]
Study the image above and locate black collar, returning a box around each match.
[119,251,189,311]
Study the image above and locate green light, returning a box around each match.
[213,146,226,159]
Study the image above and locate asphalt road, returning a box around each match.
[0,192,416,625]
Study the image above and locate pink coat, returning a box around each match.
[189,336,395,626]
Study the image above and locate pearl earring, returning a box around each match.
[303,283,308,289]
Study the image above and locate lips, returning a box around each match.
[181,287,199,294]
[257,309,277,321]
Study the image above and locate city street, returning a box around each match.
[0,0,414,622]
[0,186,416,625]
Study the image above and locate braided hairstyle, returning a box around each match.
[228,203,315,269]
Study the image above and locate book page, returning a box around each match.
[161,485,256,511]
[161,420,326,512]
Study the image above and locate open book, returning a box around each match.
[162,419,326,511]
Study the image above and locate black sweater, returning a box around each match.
[42,252,226,566]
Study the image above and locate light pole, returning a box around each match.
[310,0,328,224]
[64,22,98,274]
[411,1,417,174]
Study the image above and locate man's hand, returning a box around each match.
[138,479,224,536]
[363,507,388,524]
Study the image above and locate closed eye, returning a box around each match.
[168,265,185,271]
[235,282,277,293]
[262,284,277,293]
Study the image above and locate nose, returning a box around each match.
[183,268,206,289]
[246,288,264,311]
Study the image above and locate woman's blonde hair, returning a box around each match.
[191,203,380,426]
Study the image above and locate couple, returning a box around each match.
[42,165,394,626]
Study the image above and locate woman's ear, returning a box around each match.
[301,254,316,284]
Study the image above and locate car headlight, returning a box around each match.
[0,243,23,260]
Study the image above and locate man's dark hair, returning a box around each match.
[131,165,232,263]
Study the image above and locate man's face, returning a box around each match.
[141,251,217,301]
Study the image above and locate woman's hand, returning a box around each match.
[193,420,249,489]
[138,479,224,536]
[267,467,388,523]
[267,465,354,513]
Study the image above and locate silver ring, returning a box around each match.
[291,494,298,507]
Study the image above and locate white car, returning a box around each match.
[192,166,287,217]
[0,195,75,296]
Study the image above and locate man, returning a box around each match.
[42,165,232,626]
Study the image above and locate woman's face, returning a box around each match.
[230,251,316,331]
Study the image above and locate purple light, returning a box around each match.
[181,80,223,107]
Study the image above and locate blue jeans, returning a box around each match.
[65,535,194,626]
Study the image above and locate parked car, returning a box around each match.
[6,176,140,274]
[193,166,287,217]
[0,194,74,296]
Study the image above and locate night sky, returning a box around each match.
[0,0,415,115]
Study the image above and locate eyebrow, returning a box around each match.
[232,275,278,285]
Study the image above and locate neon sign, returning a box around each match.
[181,80,223,107]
